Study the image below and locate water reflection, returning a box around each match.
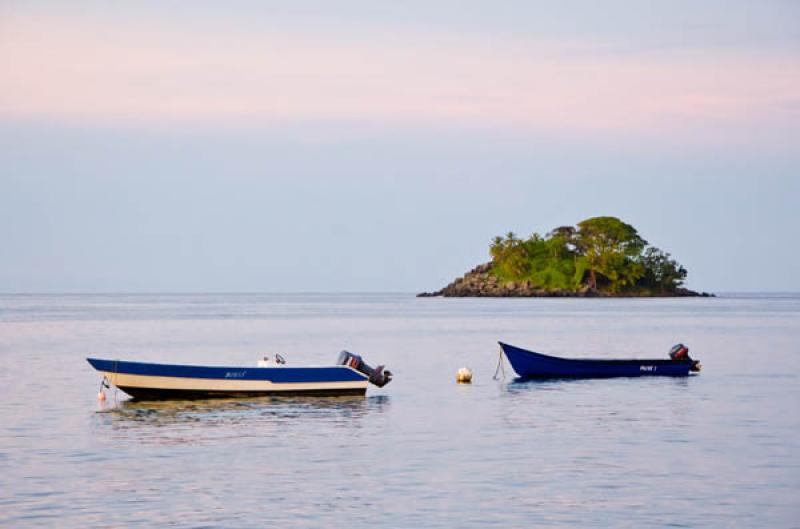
[499,375,699,433]
[507,377,582,389]
[94,395,391,445]
[505,374,694,392]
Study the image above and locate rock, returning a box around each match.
[416,261,712,298]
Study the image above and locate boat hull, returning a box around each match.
[115,386,368,400]
[499,342,694,379]
[87,358,370,400]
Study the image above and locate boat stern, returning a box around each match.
[337,351,392,387]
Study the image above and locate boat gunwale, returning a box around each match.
[87,357,364,372]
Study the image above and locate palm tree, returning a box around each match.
[490,236,505,261]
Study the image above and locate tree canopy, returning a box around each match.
[489,217,687,293]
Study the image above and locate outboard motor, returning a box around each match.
[338,351,392,387]
[669,343,690,361]
[669,343,701,372]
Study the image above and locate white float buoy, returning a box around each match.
[456,367,473,384]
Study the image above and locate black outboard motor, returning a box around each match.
[669,343,701,372]
[337,351,393,387]
[669,343,690,361]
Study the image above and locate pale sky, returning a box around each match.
[1,1,799,292]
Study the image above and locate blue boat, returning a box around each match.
[499,342,700,379]
[87,351,391,400]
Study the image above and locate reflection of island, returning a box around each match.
[419,216,713,298]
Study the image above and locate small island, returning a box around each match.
[418,216,713,298]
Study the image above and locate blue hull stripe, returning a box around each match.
[87,358,367,383]
[499,342,693,378]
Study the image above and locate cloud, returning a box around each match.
[1,12,798,140]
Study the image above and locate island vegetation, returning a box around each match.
[419,216,712,297]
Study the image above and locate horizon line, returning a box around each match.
[1,290,798,296]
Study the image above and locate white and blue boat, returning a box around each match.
[87,351,392,400]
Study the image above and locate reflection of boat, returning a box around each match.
[87,351,391,400]
[499,342,701,379]
[97,395,391,446]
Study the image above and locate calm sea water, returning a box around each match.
[0,294,798,528]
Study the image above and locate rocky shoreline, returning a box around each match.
[417,263,713,298]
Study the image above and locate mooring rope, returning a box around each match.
[492,346,506,380]
[113,360,119,403]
